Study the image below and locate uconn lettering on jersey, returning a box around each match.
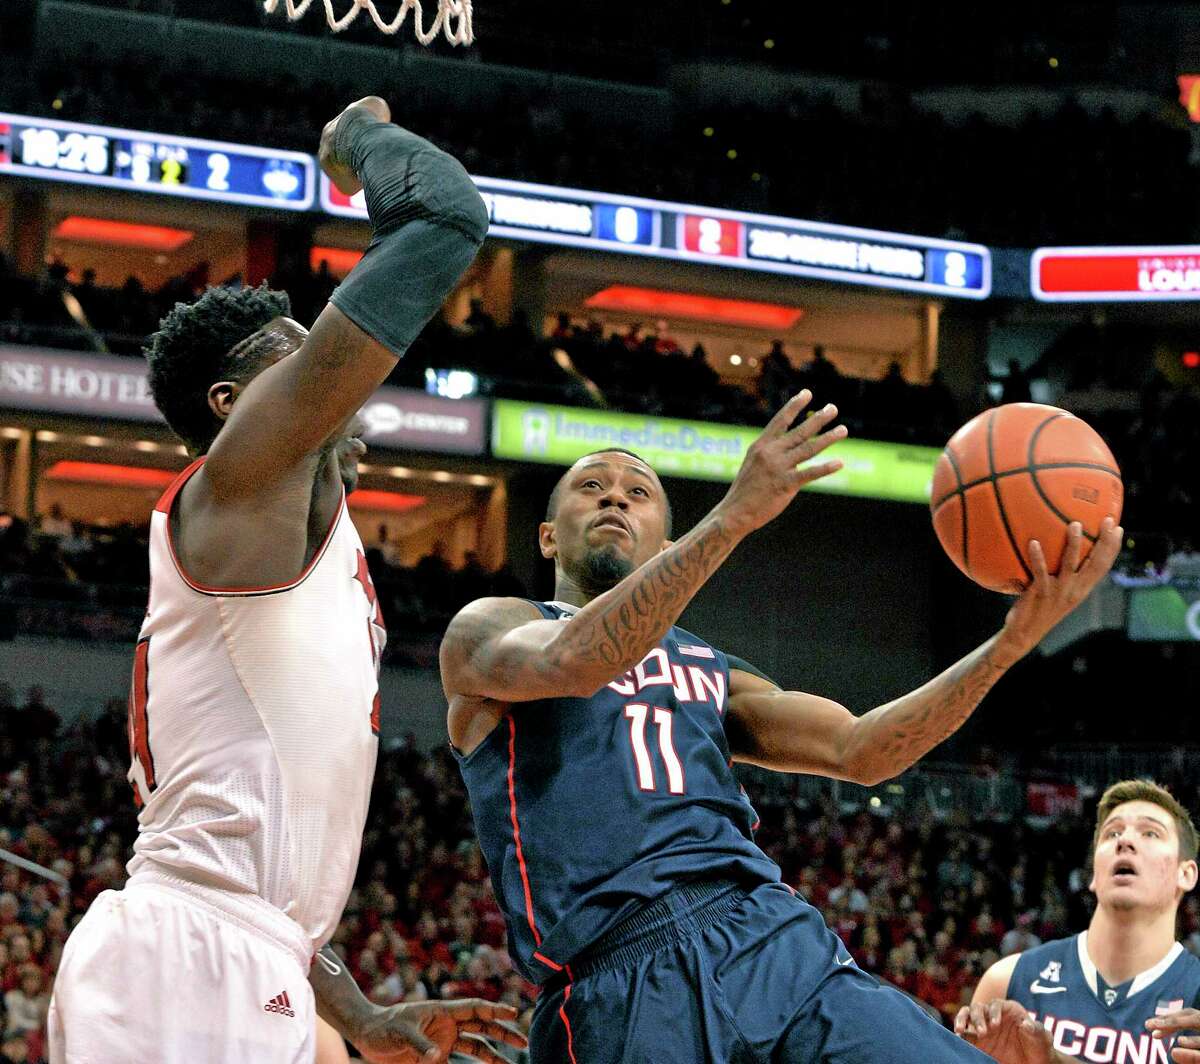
[606,647,727,711]
[1033,1015,1175,1064]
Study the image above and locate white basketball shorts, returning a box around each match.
[48,882,316,1064]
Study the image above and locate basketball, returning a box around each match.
[930,404,1124,593]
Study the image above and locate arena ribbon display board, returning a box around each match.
[323,174,992,300]
[0,112,316,211]
[0,347,487,454]
[491,399,940,502]
[1031,246,1200,301]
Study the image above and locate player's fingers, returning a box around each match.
[1172,1047,1200,1064]
[444,999,518,1021]
[456,1020,528,1048]
[1080,518,1121,578]
[452,1034,510,1064]
[986,999,1003,1030]
[763,391,814,438]
[1149,1009,1200,1034]
[1063,521,1085,574]
[953,1006,971,1035]
[782,402,840,445]
[1027,538,1050,591]
[791,458,844,487]
[1179,1035,1200,1048]
[788,424,849,463]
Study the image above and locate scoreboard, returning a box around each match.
[0,112,315,211]
[322,174,991,300]
[0,109,989,298]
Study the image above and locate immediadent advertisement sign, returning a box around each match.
[1031,246,1200,301]
[0,347,487,455]
[491,400,940,503]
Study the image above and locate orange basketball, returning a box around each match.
[930,403,1124,593]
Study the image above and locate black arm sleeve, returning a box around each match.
[725,652,781,688]
[328,111,489,356]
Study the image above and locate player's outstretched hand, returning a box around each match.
[352,998,526,1064]
[719,390,847,534]
[1146,1006,1200,1063]
[319,96,392,197]
[992,517,1122,667]
[955,999,1059,1064]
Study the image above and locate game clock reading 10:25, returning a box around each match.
[16,126,112,176]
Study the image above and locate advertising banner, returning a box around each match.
[0,346,487,454]
[491,400,939,503]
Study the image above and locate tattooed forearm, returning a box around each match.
[549,512,739,677]
[848,637,1011,782]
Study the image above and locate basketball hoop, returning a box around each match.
[262,0,473,46]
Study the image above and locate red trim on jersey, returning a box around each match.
[532,951,562,972]
[154,456,206,515]
[559,985,579,1064]
[158,457,345,596]
[507,715,543,948]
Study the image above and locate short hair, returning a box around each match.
[144,284,291,452]
[545,448,673,538]
[1092,779,1198,862]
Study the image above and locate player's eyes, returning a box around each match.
[630,487,648,496]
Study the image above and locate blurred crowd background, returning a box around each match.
[2,1,1200,1062]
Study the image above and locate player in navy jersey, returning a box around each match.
[440,390,1121,1064]
[957,780,1200,1064]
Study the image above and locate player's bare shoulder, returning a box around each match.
[441,597,545,753]
[971,951,1021,1003]
[440,598,545,682]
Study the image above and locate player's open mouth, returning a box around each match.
[1112,860,1138,880]
[593,515,632,536]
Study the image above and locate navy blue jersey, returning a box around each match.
[454,600,780,983]
[1008,933,1200,1063]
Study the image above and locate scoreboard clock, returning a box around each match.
[0,113,315,211]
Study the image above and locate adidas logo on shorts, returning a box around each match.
[264,990,295,1018]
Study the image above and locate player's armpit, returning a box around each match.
[725,670,865,782]
[204,304,398,496]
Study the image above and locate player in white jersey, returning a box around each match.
[48,97,524,1064]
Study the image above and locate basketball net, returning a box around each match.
[262,0,473,46]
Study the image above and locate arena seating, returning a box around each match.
[3,715,1200,1061]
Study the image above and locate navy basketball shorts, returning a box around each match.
[531,880,993,1064]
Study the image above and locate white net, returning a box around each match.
[262,0,473,46]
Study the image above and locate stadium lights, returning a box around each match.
[0,427,26,439]
[35,431,60,442]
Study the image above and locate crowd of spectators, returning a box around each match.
[0,501,527,653]
[3,698,1200,1061]
[0,33,1192,246]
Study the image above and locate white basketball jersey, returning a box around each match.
[125,458,383,956]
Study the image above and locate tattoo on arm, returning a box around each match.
[853,638,1009,779]
[551,513,737,674]
[446,511,743,701]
